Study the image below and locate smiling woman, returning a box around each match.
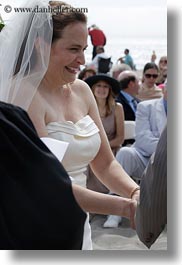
[0,0,139,250]
[47,22,88,86]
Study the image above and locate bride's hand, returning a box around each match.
[131,188,140,203]
[130,199,137,230]
[131,190,140,202]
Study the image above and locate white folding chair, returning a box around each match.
[124,120,142,184]
[124,120,136,141]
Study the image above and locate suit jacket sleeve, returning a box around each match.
[134,101,160,156]
[136,125,167,248]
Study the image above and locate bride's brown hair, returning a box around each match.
[49,1,87,42]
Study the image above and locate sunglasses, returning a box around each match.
[160,60,167,64]
[145,74,158,79]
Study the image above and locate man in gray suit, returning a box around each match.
[136,125,167,248]
[116,85,167,182]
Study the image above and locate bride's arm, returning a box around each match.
[72,184,136,227]
[80,81,139,199]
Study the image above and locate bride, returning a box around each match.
[0,0,139,250]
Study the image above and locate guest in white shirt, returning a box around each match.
[88,46,111,73]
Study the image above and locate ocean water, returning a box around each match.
[85,36,167,71]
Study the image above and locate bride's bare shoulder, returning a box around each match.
[71,79,93,97]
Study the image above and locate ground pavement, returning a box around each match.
[90,214,167,250]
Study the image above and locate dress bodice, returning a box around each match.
[46,115,100,250]
[101,108,119,155]
[46,115,101,187]
[101,109,116,141]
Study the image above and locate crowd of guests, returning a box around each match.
[78,47,167,228]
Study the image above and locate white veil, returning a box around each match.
[0,0,52,110]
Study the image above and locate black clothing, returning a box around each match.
[0,102,86,250]
[116,92,140,146]
[116,92,140,121]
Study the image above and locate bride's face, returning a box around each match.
[49,22,88,85]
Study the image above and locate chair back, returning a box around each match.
[124,120,136,140]
[98,57,112,73]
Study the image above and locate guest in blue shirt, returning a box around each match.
[118,49,136,70]
[116,71,140,146]
[116,70,140,121]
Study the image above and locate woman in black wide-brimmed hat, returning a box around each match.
[85,74,124,186]
[85,74,125,227]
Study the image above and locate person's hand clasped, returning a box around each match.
[129,187,140,229]
[130,199,137,230]
[130,187,140,202]
[131,190,140,202]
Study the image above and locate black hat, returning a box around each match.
[84,74,120,95]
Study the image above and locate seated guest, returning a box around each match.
[78,66,96,81]
[157,66,167,88]
[156,56,167,85]
[85,74,125,228]
[116,70,140,121]
[88,46,111,73]
[85,74,124,194]
[138,62,163,101]
[105,80,167,228]
[116,81,167,183]
[116,70,140,146]
[110,63,131,80]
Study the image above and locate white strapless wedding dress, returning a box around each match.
[46,115,101,250]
